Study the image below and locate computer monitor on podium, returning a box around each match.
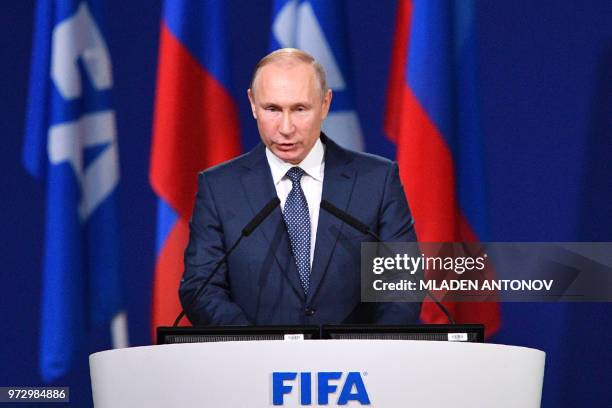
[157,324,484,344]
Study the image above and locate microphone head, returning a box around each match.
[242,197,280,236]
[320,200,371,235]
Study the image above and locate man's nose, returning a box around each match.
[279,111,295,135]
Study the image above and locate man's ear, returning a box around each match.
[321,89,333,120]
[247,89,257,119]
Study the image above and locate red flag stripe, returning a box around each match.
[150,23,240,221]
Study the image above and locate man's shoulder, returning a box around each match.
[198,144,265,181]
[325,135,396,172]
[349,149,395,169]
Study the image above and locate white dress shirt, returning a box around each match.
[265,138,325,267]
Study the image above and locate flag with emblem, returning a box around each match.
[269,0,364,151]
[23,0,128,382]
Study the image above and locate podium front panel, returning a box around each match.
[90,340,544,407]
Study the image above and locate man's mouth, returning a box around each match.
[276,143,296,151]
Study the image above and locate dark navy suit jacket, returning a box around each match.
[180,134,422,326]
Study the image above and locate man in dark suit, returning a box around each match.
[179,48,421,326]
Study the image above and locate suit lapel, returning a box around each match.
[308,136,356,303]
[240,144,305,301]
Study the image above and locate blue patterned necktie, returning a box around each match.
[283,167,311,295]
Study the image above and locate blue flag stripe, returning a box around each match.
[163,0,232,91]
[23,0,53,179]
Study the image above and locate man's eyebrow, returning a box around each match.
[259,101,312,108]
[292,102,312,109]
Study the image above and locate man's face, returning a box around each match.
[248,62,332,164]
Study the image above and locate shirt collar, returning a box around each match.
[266,138,325,185]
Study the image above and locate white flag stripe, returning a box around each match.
[80,138,119,220]
[48,110,116,166]
[295,2,346,90]
[322,111,364,152]
[272,0,298,49]
[51,2,113,99]
[111,311,129,349]
[48,110,120,220]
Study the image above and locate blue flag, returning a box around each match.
[269,0,364,151]
[23,0,128,382]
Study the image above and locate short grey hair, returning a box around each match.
[250,48,328,99]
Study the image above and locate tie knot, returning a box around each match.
[286,167,305,184]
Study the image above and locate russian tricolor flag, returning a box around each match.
[150,0,241,332]
[385,0,500,336]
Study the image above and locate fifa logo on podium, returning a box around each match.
[272,371,371,405]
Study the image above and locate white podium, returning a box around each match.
[90,340,545,407]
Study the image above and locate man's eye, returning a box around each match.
[266,107,277,112]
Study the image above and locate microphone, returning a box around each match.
[320,200,456,325]
[320,199,373,236]
[242,197,281,236]
[173,197,281,326]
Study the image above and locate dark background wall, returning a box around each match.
[1,1,611,407]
